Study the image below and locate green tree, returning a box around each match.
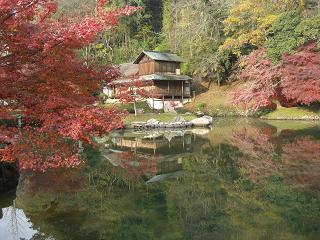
[266,11,320,62]
[160,0,230,83]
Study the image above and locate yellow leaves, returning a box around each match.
[220,0,281,56]
[219,38,239,53]
[258,15,278,28]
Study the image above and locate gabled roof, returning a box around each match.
[133,51,184,64]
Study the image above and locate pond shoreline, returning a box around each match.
[123,113,320,126]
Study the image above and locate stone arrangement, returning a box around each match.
[127,115,213,130]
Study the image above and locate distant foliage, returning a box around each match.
[87,0,163,65]
[266,11,320,62]
[233,42,320,110]
[220,0,277,56]
[160,0,230,83]
[220,0,306,56]
[215,0,318,85]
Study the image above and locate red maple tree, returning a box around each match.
[233,42,320,111]
[111,78,155,115]
[281,43,320,105]
[0,0,140,171]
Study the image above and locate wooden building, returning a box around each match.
[106,51,192,102]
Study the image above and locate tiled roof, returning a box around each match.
[133,51,184,64]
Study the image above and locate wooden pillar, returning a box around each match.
[162,95,165,110]
[167,81,170,94]
[152,81,155,109]
[181,81,184,103]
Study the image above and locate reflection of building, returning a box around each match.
[105,130,195,182]
[110,130,193,154]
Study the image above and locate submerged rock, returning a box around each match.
[191,128,211,135]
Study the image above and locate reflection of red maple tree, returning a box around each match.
[282,137,320,193]
[230,126,278,180]
[114,151,160,181]
[21,168,83,196]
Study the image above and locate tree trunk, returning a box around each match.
[78,140,84,155]
[133,100,137,116]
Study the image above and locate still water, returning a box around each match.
[0,119,320,240]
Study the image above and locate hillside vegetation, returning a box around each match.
[61,0,320,118]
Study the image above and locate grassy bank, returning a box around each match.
[184,83,320,120]
[261,107,320,120]
[102,84,320,121]
[184,83,249,117]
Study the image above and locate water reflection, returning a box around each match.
[0,207,38,240]
[0,119,320,240]
[106,129,198,182]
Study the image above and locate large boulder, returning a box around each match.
[201,115,213,124]
[191,117,211,127]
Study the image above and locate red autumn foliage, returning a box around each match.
[0,126,18,144]
[232,49,280,110]
[1,130,82,172]
[40,107,126,143]
[281,43,320,105]
[233,42,320,110]
[113,79,153,103]
[0,1,140,171]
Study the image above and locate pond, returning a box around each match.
[0,119,320,240]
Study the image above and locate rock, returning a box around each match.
[146,118,159,125]
[195,111,205,117]
[137,108,144,114]
[184,112,192,115]
[191,117,211,127]
[172,116,186,123]
[201,115,213,124]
